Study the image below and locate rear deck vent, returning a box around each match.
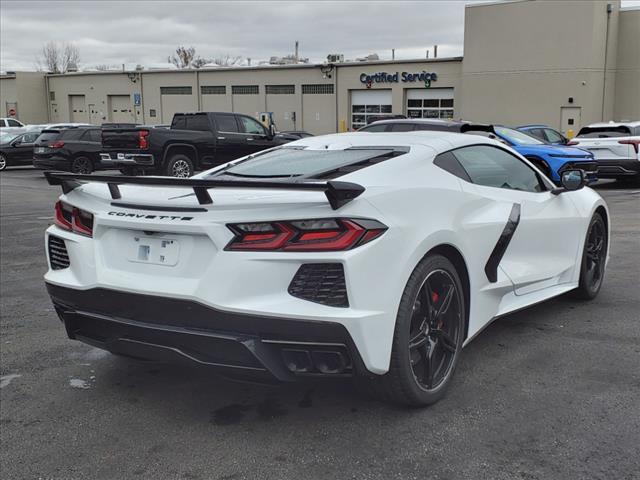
[48,235,70,270]
[288,263,348,308]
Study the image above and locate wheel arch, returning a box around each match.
[422,243,471,341]
[163,143,199,167]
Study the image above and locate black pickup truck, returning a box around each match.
[101,112,294,177]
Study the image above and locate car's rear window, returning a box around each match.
[36,130,63,143]
[61,129,87,140]
[577,126,632,138]
[208,147,406,179]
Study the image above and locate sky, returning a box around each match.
[1,0,639,71]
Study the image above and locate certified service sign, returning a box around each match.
[360,71,438,88]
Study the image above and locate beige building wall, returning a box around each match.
[614,8,640,121]
[458,0,623,132]
[0,72,48,124]
[47,72,141,124]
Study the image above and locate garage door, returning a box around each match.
[351,89,392,129]
[406,88,454,119]
[108,95,134,123]
[160,86,196,124]
[69,95,88,123]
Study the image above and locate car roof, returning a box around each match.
[367,118,464,127]
[517,124,550,129]
[582,121,640,128]
[287,130,504,153]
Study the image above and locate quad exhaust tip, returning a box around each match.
[282,348,349,375]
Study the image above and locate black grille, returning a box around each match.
[288,263,348,308]
[48,236,70,270]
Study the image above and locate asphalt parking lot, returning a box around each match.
[1,167,639,480]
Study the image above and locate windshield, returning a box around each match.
[0,133,20,144]
[494,126,544,145]
[207,147,400,178]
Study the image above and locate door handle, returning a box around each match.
[247,137,254,141]
[217,136,226,140]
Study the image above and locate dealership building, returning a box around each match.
[1,0,638,135]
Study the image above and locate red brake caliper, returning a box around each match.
[432,291,444,329]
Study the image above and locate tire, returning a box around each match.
[70,156,93,174]
[163,154,194,178]
[361,254,466,407]
[571,212,607,300]
[0,154,7,171]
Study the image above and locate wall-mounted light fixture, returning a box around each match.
[320,63,334,79]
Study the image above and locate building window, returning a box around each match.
[232,85,259,95]
[201,85,226,95]
[160,86,192,95]
[407,97,455,120]
[49,91,55,101]
[302,84,334,94]
[351,104,392,129]
[265,84,295,94]
[149,109,157,117]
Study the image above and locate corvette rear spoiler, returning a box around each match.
[43,171,365,210]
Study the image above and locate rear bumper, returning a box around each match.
[593,158,640,178]
[100,152,155,168]
[33,156,71,170]
[47,282,367,382]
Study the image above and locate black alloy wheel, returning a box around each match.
[409,269,463,391]
[361,254,466,406]
[573,212,607,300]
[71,156,93,174]
[584,216,606,291]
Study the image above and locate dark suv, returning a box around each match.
[33,127,102,173]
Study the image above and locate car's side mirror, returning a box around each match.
[552,169,587,194]
[11,140,21,147]
[266,124,276,140]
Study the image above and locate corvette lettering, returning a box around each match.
[108,211,193,221]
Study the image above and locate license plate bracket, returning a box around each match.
[127,236,179,266]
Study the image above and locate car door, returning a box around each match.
[452,144,584,295]
[237,115,272,155]
[183,115,216,165]
[212,113,247,163]
[543,128,567,145]
[15,132,39,162]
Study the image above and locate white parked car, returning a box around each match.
[0,117,25,128]
[568,121,640,183]
[43,132,609,406]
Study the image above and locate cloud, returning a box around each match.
[0,0,473,70]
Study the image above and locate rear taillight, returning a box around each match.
[619,139,640,154]
[138,130,150,149]
[54,201,93,237]
[226,218,387,252]
[48,141,65,148]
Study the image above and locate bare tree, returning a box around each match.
[191,57,209,69]
[37,41,81,73]
[210,54,243,67]
[61,43,81,72]
[170,46,197,69]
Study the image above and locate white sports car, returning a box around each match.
[43,132,609,406]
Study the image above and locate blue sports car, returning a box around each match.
[359,119,597,185]
[489,126,596,184]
